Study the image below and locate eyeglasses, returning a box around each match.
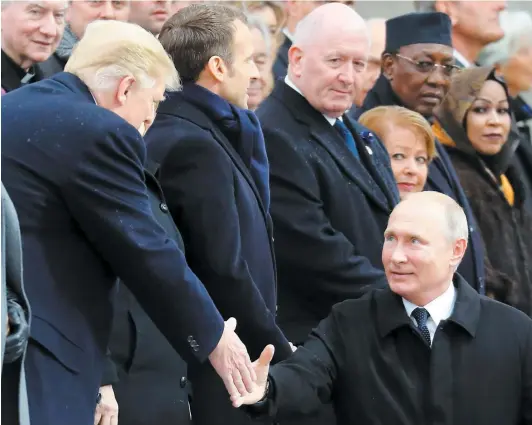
[395,54,460,77]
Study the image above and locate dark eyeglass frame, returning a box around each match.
[395,54,460,77]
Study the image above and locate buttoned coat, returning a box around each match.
[1,73,224,425]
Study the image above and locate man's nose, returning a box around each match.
[390,244,407,263]
[250,61,260,80]
[426,65,448,87]
[338,63,355,85]
[99,1,117,19]
[39,14,59,38]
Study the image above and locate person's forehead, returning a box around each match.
[20,0,68,10]
[400,43,454,59]
[388,202,443,233]
[313,27,368,53]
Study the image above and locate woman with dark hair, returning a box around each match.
[433,66,532,313]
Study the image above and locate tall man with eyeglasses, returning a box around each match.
[356,12,486,295]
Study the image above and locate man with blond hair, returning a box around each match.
[234,192,532,425]
[2,20,255,425]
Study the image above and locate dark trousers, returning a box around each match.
[189,363,274,425]
[23,341,100,425]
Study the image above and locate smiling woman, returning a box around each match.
[359,105,436,199]
[434,66,532,314]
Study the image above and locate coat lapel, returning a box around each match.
[172,103,272,231]
[306,112,392,213]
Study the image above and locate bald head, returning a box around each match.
[383,191,468,305]
[394,191,469,243]
[293,2,367,49]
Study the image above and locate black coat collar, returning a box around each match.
[376,273,481,339]
[1,50,40,93]
[156,91,269,218]
[269,81,397,212]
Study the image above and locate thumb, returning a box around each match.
[226,317,237,331]
[257,344,275,367]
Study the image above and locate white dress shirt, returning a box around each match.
[284,76,337,125]
[454,50,472,68]
[402,282,456,345]
[282,28,294,43]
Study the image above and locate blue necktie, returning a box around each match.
[334,119,359,159]
[411,307,432,346]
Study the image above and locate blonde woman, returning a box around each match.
[359,106,436,199]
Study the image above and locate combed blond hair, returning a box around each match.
[65,20,180,92]
[359,106,437,161]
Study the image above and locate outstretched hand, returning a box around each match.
[231,344,275,408]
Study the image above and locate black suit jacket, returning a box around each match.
[272,36,291,81]
[257,82,400,343]
[145,91,291,363]
[108,171,191,425]
[251,275,532,425]
[1,73,223,424]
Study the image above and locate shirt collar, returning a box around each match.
[453,50,472,68]
[284,76,338,125]
[282,28,294,43]
[402,282,456,326]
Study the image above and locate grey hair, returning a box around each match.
[477,11,532,66]
[245,13,272,53]
[413,1,437,12]
[445,201,469,243]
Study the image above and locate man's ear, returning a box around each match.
[437,1,459,26]
[382,53,395,80]
[116,76,136,105]
[450,238,467,269]
[205,56,227,83]
[288,45,303,78]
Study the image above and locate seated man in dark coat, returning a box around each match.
[355,12,486,295]
[2,20,255,425]
[235,192,532,425]
[145,5,292,425]
[1,1,67,93]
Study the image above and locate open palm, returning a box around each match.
[231,345,275,408]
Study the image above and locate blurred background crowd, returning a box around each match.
[2,1,532,425]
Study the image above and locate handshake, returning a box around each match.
[208,318,296,408]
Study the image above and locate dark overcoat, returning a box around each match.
[257,81,400,345]
[145,91,291,425]
[1,72,224,425]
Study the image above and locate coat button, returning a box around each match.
[180,377,188,388]
[187,335,193,343]
[160,202,169,213]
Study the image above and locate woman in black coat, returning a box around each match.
[433,66,532,314]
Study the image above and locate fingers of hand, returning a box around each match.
[222,374,241,399]
[226,317,237,331]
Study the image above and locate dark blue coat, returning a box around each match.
[1,73,224,425]
[257,82,400,345]
[145,91,291,425]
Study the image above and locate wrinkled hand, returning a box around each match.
[289,342,297,352]
[231,345,275,408]
[94,385,118,425]
[209,318,256,398]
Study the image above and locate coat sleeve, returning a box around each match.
[61,126,224,364]
[245,305,343,421]
[521,320,532,424]
[155,133,292,362]
[264,127,388,306]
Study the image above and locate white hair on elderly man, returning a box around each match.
[477,11,532,66]
[65,19,180,92]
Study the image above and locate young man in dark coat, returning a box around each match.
[1,20,255,425]
[235,192,532,425]
[356,12,486,295]
[145,5,293,425]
